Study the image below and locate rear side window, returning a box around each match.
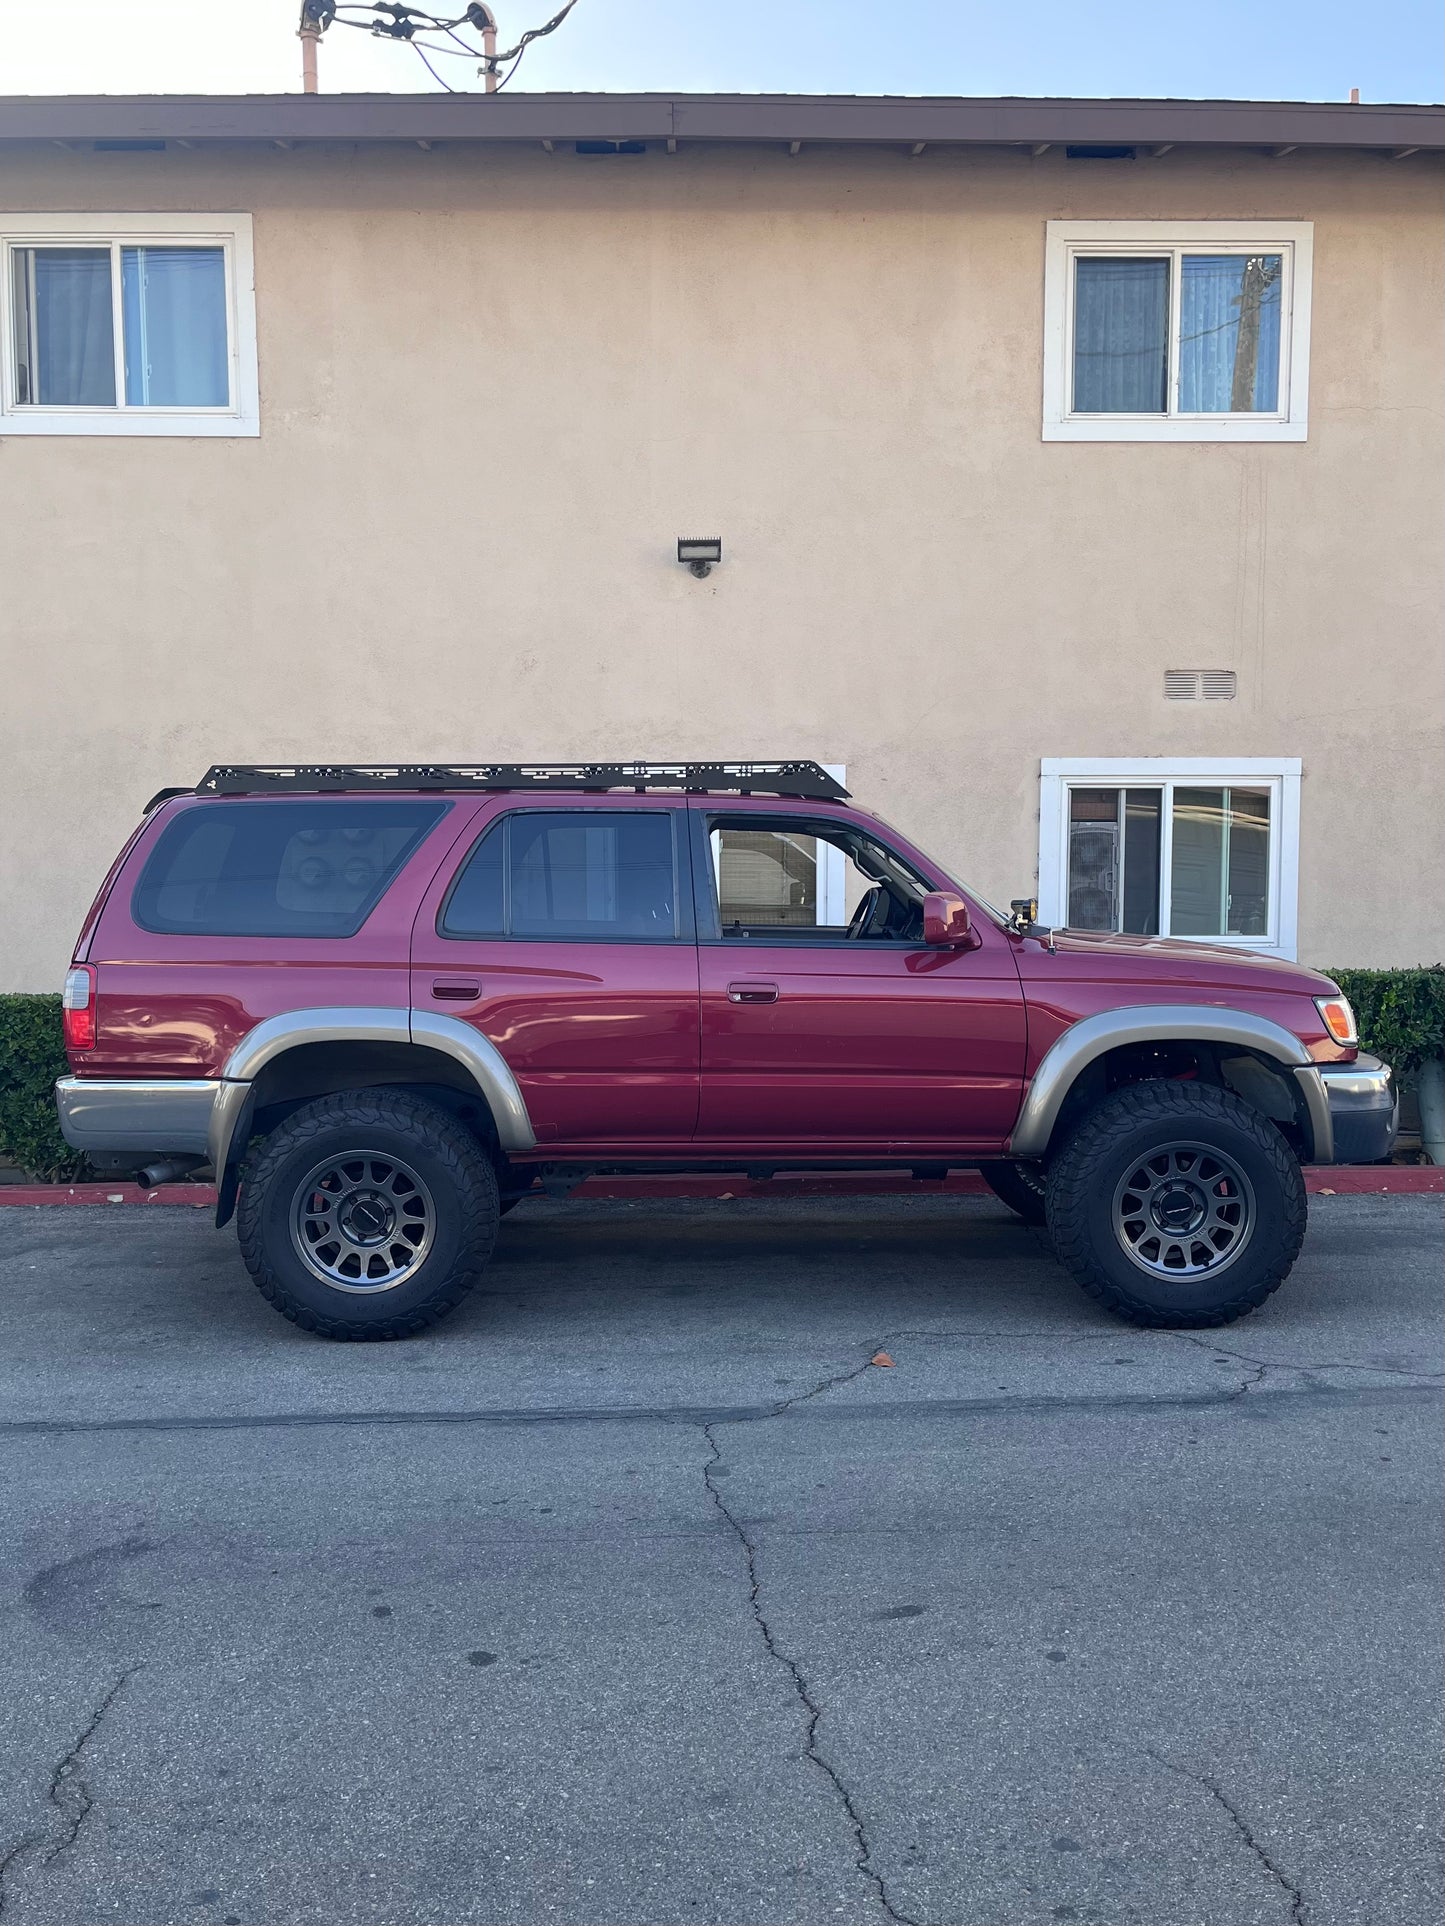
[442,811,678,940]
[133,801,447,937]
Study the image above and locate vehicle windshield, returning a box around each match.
[859,817,1010,929]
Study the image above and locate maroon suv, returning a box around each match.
[56,762,1394,1339]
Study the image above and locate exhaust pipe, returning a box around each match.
[137,1156,205,1189]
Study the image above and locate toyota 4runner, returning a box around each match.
[56,762,1395,1339]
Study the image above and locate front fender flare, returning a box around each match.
[1007,1005,1331,1163]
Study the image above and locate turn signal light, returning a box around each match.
[1315,995,1357,1047]
[62,965,97,1051]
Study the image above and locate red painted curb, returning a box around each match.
[0,1182,219,1206]
[0,1167,1438,1206]
[1302,1166,1442,1194]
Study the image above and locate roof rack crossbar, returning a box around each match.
[195,761,851,802]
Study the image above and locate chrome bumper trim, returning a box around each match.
[54,1077,219,1156]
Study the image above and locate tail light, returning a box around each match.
[1315,995,1358,1047]
[62,965,97,1051]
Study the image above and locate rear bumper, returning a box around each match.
[1318,1054,1398,1165]
[55,1077,219,1157]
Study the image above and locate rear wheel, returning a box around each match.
[237,1089,499,1340]
[978,1160,1048,1225]
[1044,1081,1306,1327]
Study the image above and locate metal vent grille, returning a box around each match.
[1165,669,1238,701]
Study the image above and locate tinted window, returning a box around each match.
[134,801,446,937]
[441,820,505,937]
[442,812,677,940]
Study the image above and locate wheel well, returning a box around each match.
[1047,1039,1311,1159]
[246,1041,501,1155]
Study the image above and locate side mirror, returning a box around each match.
[923,891,973,947]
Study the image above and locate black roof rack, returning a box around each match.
[196,761,851,802]
[142,785,194,815]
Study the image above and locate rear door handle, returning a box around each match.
[432,978,482,1002]
[727,981,779,1004]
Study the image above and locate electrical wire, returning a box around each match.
[306,1,585,92]
[406,36,491,57]
[485,0,583,68]
[410,41,457,89]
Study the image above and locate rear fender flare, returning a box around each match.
[1008,1004,1331,1163]
[209,1005,535,1181]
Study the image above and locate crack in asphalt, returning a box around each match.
[0,1666,142,1913]
[1169,1328,1444,1384]
[0,1831,39,1922]
[43,1665,143,1868]
[701,1423,928,1926]
[768,1355,882,1415]
[0,1380,1434,1440]
[1,1314,1438,1445]
[1146,1746,1308,1924]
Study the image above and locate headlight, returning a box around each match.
[1315,995,1358,1047]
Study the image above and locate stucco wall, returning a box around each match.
[1,141,1440,986]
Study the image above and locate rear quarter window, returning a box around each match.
[132,801,447,937]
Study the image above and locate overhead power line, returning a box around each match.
[299,2,585,95]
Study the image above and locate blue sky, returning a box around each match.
[1,0,1439,100]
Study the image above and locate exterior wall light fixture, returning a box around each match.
[677,537,722,579]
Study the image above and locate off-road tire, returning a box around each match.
[237,1089,499,1340]
[1044,1081,1307,1328]
[978,1160,1048,1226]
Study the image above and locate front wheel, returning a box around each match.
[1044,1081,1306,1328]
[237,1089,499,1340]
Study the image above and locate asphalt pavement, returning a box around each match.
[0,1192,1440,1926]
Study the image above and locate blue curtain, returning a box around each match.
[121,246,229,406]
[24,249,116,406]
[1072,256,1169,413]
[1179,254,1282,413]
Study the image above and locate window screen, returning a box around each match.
[133,801,446,937]
[441,812,677,940]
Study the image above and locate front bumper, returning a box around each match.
[1318,1054,1398,1165]
[55,1077,219,1158]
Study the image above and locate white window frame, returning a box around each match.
[0,211,258,436]
[1042,220,1312,443]
[1038,757,1301,958]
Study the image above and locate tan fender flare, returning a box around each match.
[208,1005,536,1179]
[1007,1004,1331,1163]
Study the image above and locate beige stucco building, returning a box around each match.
[1,91,1440,988]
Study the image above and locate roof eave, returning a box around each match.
[0,92,1441,152]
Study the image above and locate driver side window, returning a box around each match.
[706,820,926,942]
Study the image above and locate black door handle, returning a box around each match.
[727,981,779,1004]
[432,979,482,1001]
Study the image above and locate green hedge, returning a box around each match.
[1326,967,1445,1080]
[1,970,1443,1181]
[0,994,87,1182]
